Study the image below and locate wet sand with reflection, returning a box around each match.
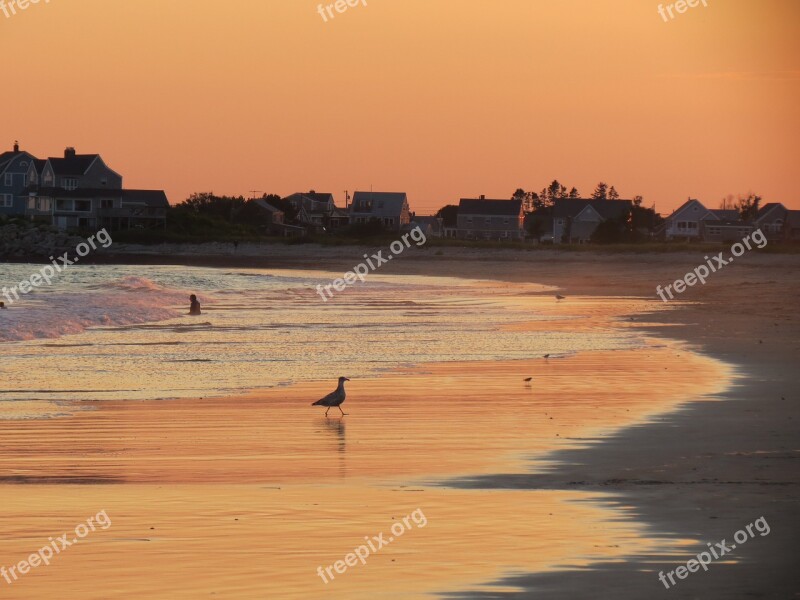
[0,322,729,599]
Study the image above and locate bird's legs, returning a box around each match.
[338,406,348,416]
[325,407,330,417]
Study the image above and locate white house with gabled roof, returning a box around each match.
[664,198,716,240]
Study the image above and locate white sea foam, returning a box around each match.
[0,276,193,342]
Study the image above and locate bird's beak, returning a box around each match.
[344,377,351,381]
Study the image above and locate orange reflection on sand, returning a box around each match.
[0,484,663,599]
[0,341,727,486]
[0,292,731,599]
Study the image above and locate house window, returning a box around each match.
[44,172,53,185]
[4,173,13,186]
[707,227,721,235]
[55,199,72,211]
[75,200,91,212]
[63,178,78,191]
[100,199,114,209]
[0,194,12,207]
[768,220,783,233]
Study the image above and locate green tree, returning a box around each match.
[591,182,609,200]
[735,193,762,222]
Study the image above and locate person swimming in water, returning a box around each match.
[0,301,6,309]
[189,294,201,315]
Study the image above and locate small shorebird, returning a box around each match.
[555,294,566,301]
[543,354,550,359]
[312,377,350,417]
[523,377,533,382]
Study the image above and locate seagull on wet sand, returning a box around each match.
[555,294,566,301]
[312,377,350,417]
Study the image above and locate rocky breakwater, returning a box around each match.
[0,220,84,259]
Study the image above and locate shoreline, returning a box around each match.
[1,250,797,598]
[92,249,800,597]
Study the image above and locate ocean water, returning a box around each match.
[0,264,643,408]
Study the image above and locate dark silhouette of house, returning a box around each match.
[456,196,524,240]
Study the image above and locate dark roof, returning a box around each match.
[553,198,632,220]
[0,151,17,167]
[350,192,408,216]
[303,192,333,203]
[708,209,741,220]
[47,154,99,176]
[458,198,521,216]
[254,198,283,213]
[756,202,786,221]
[0,151,39,173]
[284,191,334,203]
[121,190,169,208]
[352,192,407,203]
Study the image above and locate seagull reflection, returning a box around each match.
[316,417,347,476]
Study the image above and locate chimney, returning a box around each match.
[13,141,19,152]
[480,194,486,200]
[65,147,76,159]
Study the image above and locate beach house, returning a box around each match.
[663,198,715,240]
[14,146,169,230]
[0,142,39,217]
[455,197,524,240]
[348,191,410,232]
[755,203,800,243]
[283,191,349,233]
[664,198,800,243]
[551,198,633,244]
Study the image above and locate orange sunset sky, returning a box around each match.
[1,0,798,215]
